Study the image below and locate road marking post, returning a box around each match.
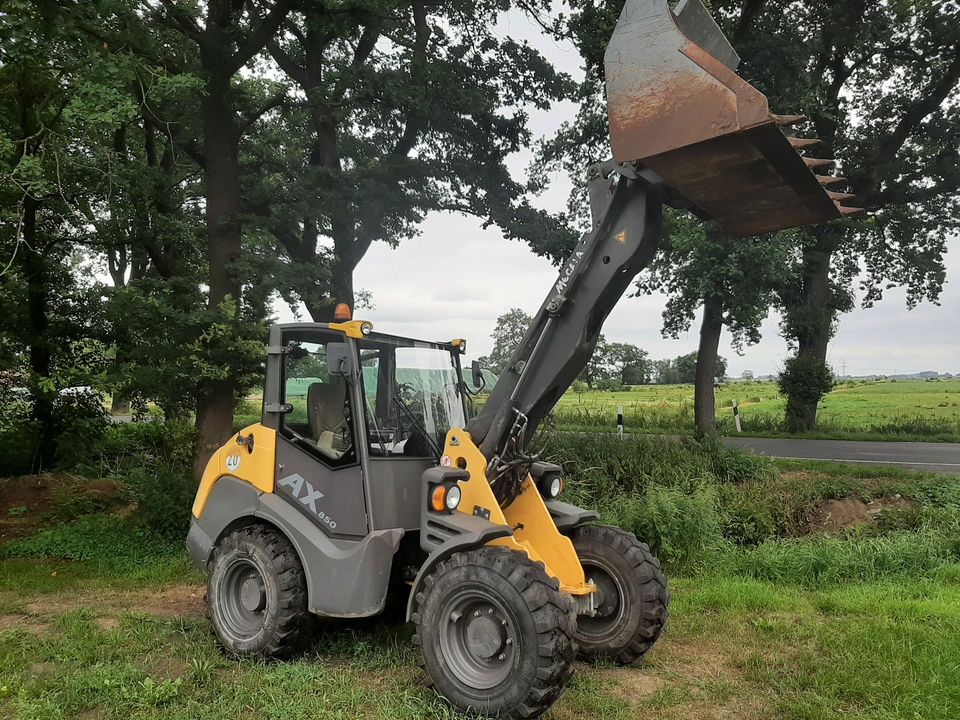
[617,405,624,440]
[732,399,742,433]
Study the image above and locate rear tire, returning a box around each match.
[571,525,668,664]
[412,547,576,719]
[207,525,315,658]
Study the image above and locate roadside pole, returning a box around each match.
[732,399,742,433]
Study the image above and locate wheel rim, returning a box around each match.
[219,556,268,641]
[579,556,627,641]
[438,586,518,690]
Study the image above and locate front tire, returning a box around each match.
[571,525,669,664]
[207,525,315,658]
[412,547,576,719]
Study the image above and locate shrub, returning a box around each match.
[727,531,960,585]
[51,391,110,469]
[2,514,179,563]
[68,421,195,478]
[602,483,725,572]
[0,421,42,476]
[125,467,196,542]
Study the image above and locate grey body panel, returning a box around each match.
[546,499,600,533]
[275,435,368,537]
[406,509,513,621]
[367,457,432,531]
[190,476,403,618]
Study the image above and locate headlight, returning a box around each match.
[430,483,461,513]
[445,485,462,510]
[538,474,563,499]
[549,476,562,498]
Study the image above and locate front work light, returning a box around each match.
[430,483,461,513]
[537,474,563,499]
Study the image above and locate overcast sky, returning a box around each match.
[279,10,959,378]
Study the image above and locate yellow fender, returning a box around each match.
[441,428,594,597]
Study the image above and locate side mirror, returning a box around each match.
[327,343,355,379]
[471,360,485,390]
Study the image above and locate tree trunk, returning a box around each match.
[193,73,242,480]
[784,240,835,432]
[694,295,723,434]
[304,253,357,322]
[22,196,55,471]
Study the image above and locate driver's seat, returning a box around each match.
[307,382,348,459]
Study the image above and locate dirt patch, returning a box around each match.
[0,474,60,540]
[806,495,914,534]
[658,638,743,681]
[0,473,127,541]
[149,656,190,681]
[136,584,204,617]
[95,617,120,631]
[25,583,204,620]
[670,697,771,719]
[593,667,664,703]
[0,614,50,634]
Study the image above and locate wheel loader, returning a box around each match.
[186,1,860,716]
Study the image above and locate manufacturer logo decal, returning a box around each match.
[225,454,241,472]
[440,455,452,467]
[278,473,336,530]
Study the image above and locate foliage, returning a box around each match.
[1,514,179,564]
[476,308,533,375]
[654,352,727,385]
[123,467,196,543]
[606,483,726,571]
[1,0,578,474]
[778,355,836,432]
[258,1,577,319]
[727,531,960,586]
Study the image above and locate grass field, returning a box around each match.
[2,558,959,720]
[3,427,960,719]
[552,379,960,441]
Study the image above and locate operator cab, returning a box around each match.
[261,320,471,536]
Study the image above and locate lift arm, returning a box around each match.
[466,163,663,465]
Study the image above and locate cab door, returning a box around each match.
[265,326,369,538]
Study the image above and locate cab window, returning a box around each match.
[281,333,356,466]
[357,336,466,458]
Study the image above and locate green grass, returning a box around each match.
[3,430,960,718]
[1,558,958,719]
[552,379,960,441]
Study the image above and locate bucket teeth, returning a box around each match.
[803,157,836,171]
[817,175,847,188]
[838,205,865,217]
[772,113,806,127]
[788,137,821,150]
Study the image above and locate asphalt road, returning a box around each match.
[723,436,960,475]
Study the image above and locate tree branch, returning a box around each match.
[158,0,205,45]
[229,0,297,74]
[267,39,307,86]
[856,48,960,198]
[390,0,429,157]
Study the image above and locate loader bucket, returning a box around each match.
[605,0,861,237]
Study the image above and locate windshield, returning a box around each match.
[358,337,466,457]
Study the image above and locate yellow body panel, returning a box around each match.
[327,319,372,339]
[192,423,277,519]
[442,429,594,596]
